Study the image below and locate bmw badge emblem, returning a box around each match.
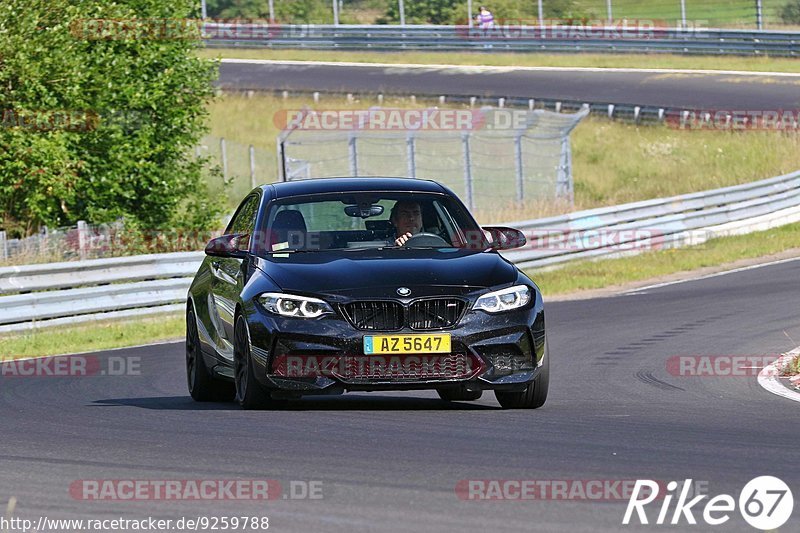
[397,287,411,296]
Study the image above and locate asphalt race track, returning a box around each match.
[2,259,798,532]
[218,60,800,110]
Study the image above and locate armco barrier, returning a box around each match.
[204,24,800,57]
[1,169,799,332]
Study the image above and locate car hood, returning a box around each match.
[254,249,517,298]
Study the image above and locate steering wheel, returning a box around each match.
[401,232,450,247]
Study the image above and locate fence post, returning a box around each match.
[277,138,287,182]
[406,133,416,178]
[556,138,574,205]
[514,135,524,202]
[40,226,48,257]
[606,0,613,23]
[538,0,544,29]
[0,231,7,262]
[399,0,406,26]
[220,137,228,184]
[332,0,339,25]
[348,134,359,177]
[680,0,687,29]
[77,220,88,261]
[249,145,257,189]
[462,132,474,212]
[756,0,763,30]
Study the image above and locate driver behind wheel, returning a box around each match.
[390,200,423,246]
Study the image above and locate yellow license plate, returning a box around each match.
[363,334,451,355]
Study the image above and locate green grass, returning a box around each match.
[207,93,800,220]
[565,0,775,27]
[0,315,184,359]
[527,222,800,296]
[200,48,800,73]
[783,355,800,376]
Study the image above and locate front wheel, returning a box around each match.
[186,306,234,402]
[234,316,286,410]
[494,342,549,409]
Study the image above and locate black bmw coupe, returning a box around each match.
[186,178,548,409]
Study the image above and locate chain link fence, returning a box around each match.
[196,136,279,206]
[277,106,588,216]
[0,222,123,266]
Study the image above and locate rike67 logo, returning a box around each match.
[623,476,793,530]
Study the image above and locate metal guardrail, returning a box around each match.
[0,252,204,293]
[503,169,800,268]
[0,253,204,333]
[204,24,800,56]
[1,169,799,333]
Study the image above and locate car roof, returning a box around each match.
[265,177,447,199]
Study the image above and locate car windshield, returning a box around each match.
[257,191,488,254]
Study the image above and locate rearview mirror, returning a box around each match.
[205,234,249,258]
[483,226,526,251]
[344,204,384,219]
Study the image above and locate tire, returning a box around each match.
[234,315,286,410]
[494,342,550,409]
[186,306,235,402]
[437,386,483,401]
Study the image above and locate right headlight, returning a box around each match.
[258,293,333,318]
[473,285,531,313]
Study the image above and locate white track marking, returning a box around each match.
[220,58,800,78]
[758,347,800,404]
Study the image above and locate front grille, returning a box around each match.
[408,298,465,330]
[336,353,477,381]
[341,301,404,331]
[341,298,465,331]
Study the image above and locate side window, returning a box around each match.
[228,195,259,235]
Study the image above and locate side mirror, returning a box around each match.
[483,226,526,251]
[205,234,249,258]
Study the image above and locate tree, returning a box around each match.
[0,0,219,237]
[781,0,800,24]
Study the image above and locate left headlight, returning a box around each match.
[473,285,531,313]
[258,293,334,318]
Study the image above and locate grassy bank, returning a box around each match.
[207,93,800,220]
[527,222,800,295]
[200,48,800,73]
[0,315,183,359]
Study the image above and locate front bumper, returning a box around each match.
[244,296,545,395]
